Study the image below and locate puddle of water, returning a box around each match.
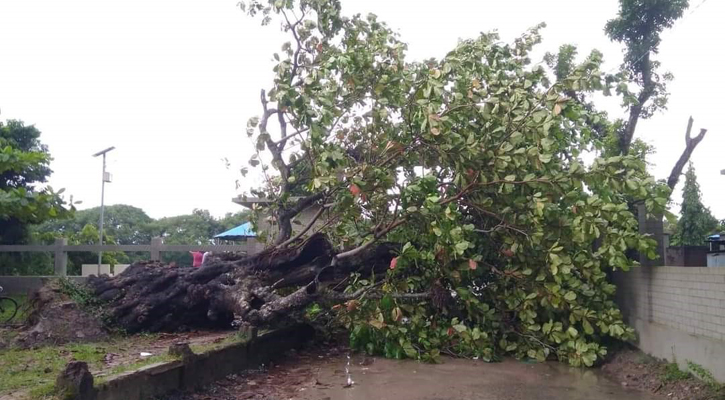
[296,355,659,400]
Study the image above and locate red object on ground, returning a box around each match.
[190,251,203,268]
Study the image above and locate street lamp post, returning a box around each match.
[93,146,115,275]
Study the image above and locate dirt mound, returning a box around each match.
[13,282,108,348]
[601,348,724,400]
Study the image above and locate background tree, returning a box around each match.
[36,224,130,276]
[33,206,253,269]
[149,209,250,265]
[670,163,718,246]
[36,204,155,244]
[0,120,72,244]
[0,119,73,275]
[605,0,707,190]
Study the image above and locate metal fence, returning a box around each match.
[0,238,252,277]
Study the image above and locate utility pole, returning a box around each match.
[93,146,115,275]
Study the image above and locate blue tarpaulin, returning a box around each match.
[214,222,256,239]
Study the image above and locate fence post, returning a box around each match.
[151,237,163,261]
[54,238,68,277]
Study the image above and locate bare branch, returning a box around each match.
[667,116,708,190]
[272,127,310,146]
[281,9,306,85]
[278,202,333,248]
[334,219,407,262]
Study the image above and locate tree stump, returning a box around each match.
[55,361,94,400]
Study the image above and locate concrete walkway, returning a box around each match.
[295,356,659,400]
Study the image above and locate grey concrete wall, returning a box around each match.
[614,266,725,381]
[637,205,665,267]
[665,246,708,267]
[0,276,87,296]
[250,205,327,243]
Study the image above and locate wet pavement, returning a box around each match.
[293,355,659,400]
[170,348,662,400]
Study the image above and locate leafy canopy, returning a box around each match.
[240,0,670,366]
[0,120,72,244]
[605,0,689,155]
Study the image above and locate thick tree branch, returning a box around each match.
[281,9,306,86]
[620,53,654,154]
[667,116,707,190]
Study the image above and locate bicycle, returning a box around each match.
[0,285,19,324]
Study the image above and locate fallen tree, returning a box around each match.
[86,234,394,333]
[25,0,707,368]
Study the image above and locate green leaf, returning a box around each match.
[564,291,577,301]
[581,352,596,367]
[455,241,469,253]
[402,341,417,358]
[582,319,594,335]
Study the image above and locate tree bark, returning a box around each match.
[620,53,655,155]
[667,116,707,190]
[86,234,395,333]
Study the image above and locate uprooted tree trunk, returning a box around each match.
[86,234,394,333]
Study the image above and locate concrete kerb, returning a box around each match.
[93,324,315,400]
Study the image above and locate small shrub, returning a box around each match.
[662,362,690,383]
[56,278,117,329]
[687,361,723,391]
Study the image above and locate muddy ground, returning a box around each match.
[165,345,673,400]
[602,348,725,400]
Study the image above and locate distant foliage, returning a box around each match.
[671,163,718,246]
[0,119,74,275]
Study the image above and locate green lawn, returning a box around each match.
[0,294,27,324]
[0,342,108,397]
[0,334,176,399]
[0,330,241,399]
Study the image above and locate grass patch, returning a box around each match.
[0,294,27,324]
[189,332,249,354]
[0,343,108,395]
[661,362,691,383]
[27,383,55,400]
[105,354,177,377]
[687,361,724,392]
[0,333,171,398]
[0,329,241,398]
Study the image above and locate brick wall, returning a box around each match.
[614,266,725,381]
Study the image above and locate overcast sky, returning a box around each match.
[1,0,722,220]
